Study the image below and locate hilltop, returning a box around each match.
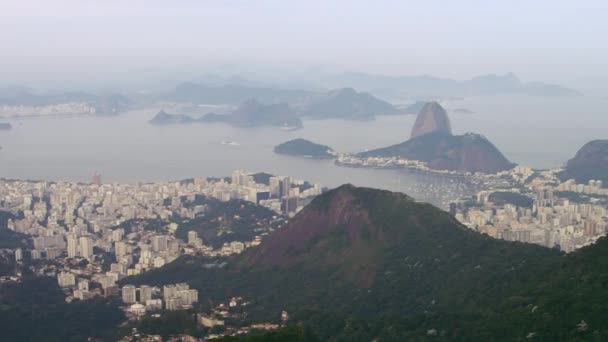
[354,102,513,173]
[119,184,608,340]
[149,110,197,125]
[359,132,514,173]
[301,88,399,120]
[228,99,302,128]
[410,101,452,138]
[559,140,608,184]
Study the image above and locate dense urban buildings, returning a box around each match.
[0,170,321,307]
[455,166,608,252]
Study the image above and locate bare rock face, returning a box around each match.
[410,101,452,139]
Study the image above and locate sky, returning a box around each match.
[1,0,608,89]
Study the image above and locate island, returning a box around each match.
[274,139,334,159]
[148,110,196,125]
[0,122,12,130]
[228,99,302,128]
[149,99,303,129]
[300,88,399,120]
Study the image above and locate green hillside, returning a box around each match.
[118,185,608,340]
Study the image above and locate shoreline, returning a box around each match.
[334,159,475,180]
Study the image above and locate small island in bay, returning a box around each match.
[0,122,12,130]
[274,139,335,159]
[149,110,197,125]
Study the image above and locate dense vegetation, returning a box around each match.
[274,139,334,159]
[137,310,206,339]
[488,191,534,207]
[120,185,608,340]
[5,185,604,340]
[554,191,608,204]
[0,211,31,249]
[358,132,514,173]
[174,195,278,248]
[108,195,278,248]
[217,325,319,342]
[0,276,124,341]
[559,139,608,184]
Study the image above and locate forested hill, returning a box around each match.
[120,185,608,340]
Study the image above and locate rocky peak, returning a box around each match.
[410,101,452,139]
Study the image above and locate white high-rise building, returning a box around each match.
[67,234,79,258]
[187,231,202,245]
[152,235,168,252]
[57,271,76,287]
[163,284,177,303]
[122,284,137,304]
[115,241,128,258]
[178,289,199,307]
[112,229,124,242]
[15,248,23,262]
[79,236,93,260]
[139,285,153,303]
[78,279,89,291]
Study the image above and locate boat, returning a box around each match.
[220,140,240,146]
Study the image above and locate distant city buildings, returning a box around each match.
[0,170,321,308]
[456,168,608,252]
[92,172,102,186]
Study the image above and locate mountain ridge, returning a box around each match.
[559,139,608,184]
[359,131,515,173]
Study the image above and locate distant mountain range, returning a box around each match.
[320,72,582,98]
[559,140,608,184]
[165,82,314,106]
[190,72,582,99]
[149,99,302,129]
[123,184,608,340]
[159,86,407,123]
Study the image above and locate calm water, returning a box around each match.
[1,94,606,207]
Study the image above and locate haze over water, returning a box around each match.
[1,94,606,207]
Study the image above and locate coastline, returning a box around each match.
[334,157,475,179]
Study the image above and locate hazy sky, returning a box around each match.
[2,0,608,88]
